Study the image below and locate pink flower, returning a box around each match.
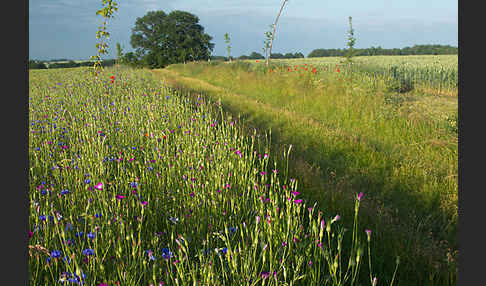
[116,195,125,200]
[365,229,372,241]
[294,199,303,204]
[94,182,103,190]
[333,215,341,222]
[357,192,364,201]
[141,201,148,206]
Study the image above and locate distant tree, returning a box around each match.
[294,52,304,58]
[116,42,124,64]
[270,52,284,59]
[28,60,47,69]
[283,52,294,59]
[239,55,250,60]
[224,33,232,63]
[345,16,356,63]
[210,55,226,61]
[130,10,214,68]
[249,52,265,59]
[263,26,273,62]
[122,52,140,67]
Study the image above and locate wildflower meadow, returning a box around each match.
[29,67,388,285]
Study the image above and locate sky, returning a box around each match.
[29,0,458,61]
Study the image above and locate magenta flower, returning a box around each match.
[357,192,364,201]
[116,195,125,200]
[94,182,103,190]
[294,199,303,204]
[291,191,300,196]
[365,229,372,241]
[141,201,148,206]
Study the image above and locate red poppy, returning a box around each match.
[312,68,317,74]
[110,75,115,80]
[337,68,340,73]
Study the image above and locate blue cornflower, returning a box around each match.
[38,214,46,221]
[95,213,102,218]
[35,147,40,151]
[145,250,156,261]
[82,248,95,256]
[221,247,228,255]
[228,227,237,235]
[84,179,91,184]
[130,181,138,188]
[41,189,47,195]
[161,248,173,259]
[61,189,70,195]
[66,271,86,284]
[87,232,95,239]
[51,250,62,258]
[75,232,84,238]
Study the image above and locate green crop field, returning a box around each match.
[28,53,457,285]
[240,55,458,96]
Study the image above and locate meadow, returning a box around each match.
[28,53,457,285]
[156,55,458,285]
[29,66,388,285]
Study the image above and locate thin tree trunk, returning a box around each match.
[266,0,289,67]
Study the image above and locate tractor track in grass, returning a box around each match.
[148,67,458,285]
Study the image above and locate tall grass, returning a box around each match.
[29,66,396,285]
[160,60,457,285]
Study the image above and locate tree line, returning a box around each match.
[29,59,116,69]
[307,44,457,58]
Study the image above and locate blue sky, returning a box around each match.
[29,0,458,61]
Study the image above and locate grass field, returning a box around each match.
[30,66,397,285]
[28,53,457,285]
[158,55,457,285]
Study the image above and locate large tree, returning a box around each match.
[130,10,214,68]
